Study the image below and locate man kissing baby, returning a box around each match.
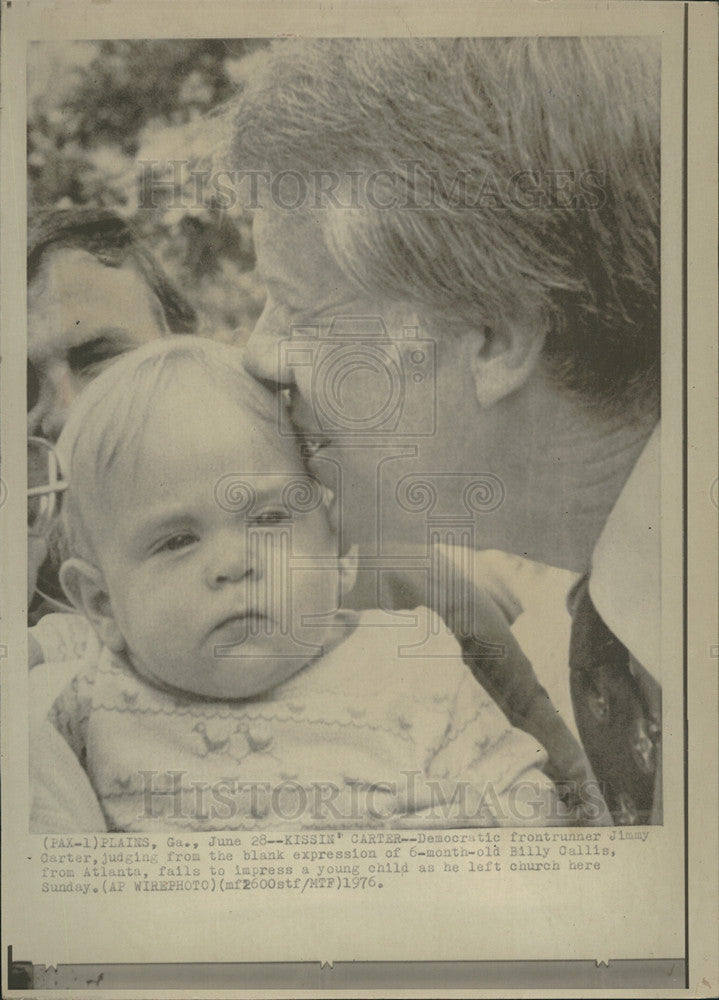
[31,337,561,832]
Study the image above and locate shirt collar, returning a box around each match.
[588,423,661,679]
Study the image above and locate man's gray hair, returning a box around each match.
[231,37,660,417]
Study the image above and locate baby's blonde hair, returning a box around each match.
[56,336,284,566]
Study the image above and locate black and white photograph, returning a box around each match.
[25,31,665,833]
[2,1,717,994]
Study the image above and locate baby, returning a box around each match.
[31,337,560,832]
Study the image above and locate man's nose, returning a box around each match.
[27,368,72,441]
[242,302,295,387]
[38,405,69,442]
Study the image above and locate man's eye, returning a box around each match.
[68,341,126,379]
[82,348,126,375]
[154,533,197,553]
[78,361,110,381]
[251,509,290,525]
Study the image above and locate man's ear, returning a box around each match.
[59,558,125,653]
[466,316,546,409]
[338,544,359,599]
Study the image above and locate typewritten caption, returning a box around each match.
[36,828,652,896]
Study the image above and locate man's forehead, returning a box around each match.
[254,206,344,282]
[28,248,165,352]
[35,248,119,296]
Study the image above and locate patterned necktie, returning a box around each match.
[568,576,661,825]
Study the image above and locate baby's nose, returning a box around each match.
[205,537,254,589]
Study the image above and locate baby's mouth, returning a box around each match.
[211,611,272,644]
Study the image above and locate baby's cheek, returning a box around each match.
[119,585,177,656]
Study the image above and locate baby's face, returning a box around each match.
[88,375,343,699]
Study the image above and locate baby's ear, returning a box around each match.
[338,544,359,598]
[59,558,125,653]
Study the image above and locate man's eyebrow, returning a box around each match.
[66,330,137,368]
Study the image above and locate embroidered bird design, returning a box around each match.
[246,730,274,754]
[193,722,230,754]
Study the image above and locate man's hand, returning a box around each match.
[432,543,577,629]
[391,543,606,820]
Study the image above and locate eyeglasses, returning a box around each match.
[27,436,68,537]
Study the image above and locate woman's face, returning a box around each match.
[243,205,502,608]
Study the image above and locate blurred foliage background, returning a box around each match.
[28,39,271,342]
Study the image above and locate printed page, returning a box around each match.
[1,1,717,996]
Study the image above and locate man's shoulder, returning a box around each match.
[589,424,660,678]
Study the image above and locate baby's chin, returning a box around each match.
[127,614,359,701]
[131,652,314,702]
[210,614,363,698]
[201,655,318,701]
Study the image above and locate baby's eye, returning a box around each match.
[250,509,291,526]
[154,532,198,554]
